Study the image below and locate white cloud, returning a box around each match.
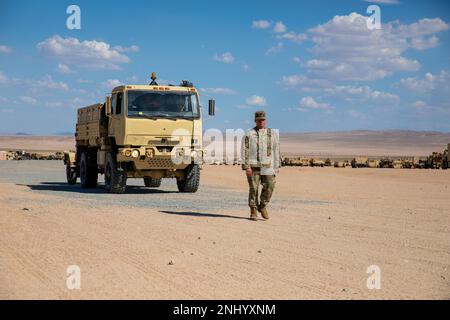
[273,21,287,33]
[101,79,123,91]
[57,64,73,74]
[253,19,305,44]
[245,95,267,107]
[0,45,12,53]
[275,31,307,43]
[298,96,332,111]
[37,35,133,70]
[410,35,439,50]
[252,20,272,29]
[413,100,429,110]
[213,52,235,64]
[265,42,283,55]
[36,75,69,90]
[242,64,250,71]
[45,101,64,108]
[113,45,140,53]
[305,59,333,69]
[20,96,38,105]
[281,76,399,107]
[324,85,400,104]
[280,75,332,91]
[200,87,237,95]
[306,13,448,81]
[395,17,449,38]
[400,70,450,93]
[411,100,450,114]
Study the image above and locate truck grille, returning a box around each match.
[147,156,177,168]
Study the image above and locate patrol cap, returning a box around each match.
[255,110,266,120]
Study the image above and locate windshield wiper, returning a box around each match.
[148,112,178,120]
[134,114,158,120]
[133,113,177,121]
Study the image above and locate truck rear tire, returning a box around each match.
[177,164,200,193]
[144,177,162,188]
[66,164,77,185]
[80,152,98,188]
[105,153,127,194]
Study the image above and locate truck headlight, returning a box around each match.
[131,149,140,158]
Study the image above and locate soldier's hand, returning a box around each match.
[245,168,252,177]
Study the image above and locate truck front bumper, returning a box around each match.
[117,147,203,170]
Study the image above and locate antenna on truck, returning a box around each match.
[149,72,158,85]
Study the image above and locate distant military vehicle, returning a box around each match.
[379,158,393,168]
[426,152,443,169]
[392,159,404,169]
[334,160,350,168]
[63,73,215,193]
[310,158,325,167]
[287,157,310,166]
[351,157,369,168]
[442,144,449,170]
[368,159,380,168]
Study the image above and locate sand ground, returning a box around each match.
[0,161,449,299]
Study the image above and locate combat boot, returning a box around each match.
[258,205,269,220]
[250,207,258,221]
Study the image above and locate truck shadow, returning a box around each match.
[159,210,254,221]
[18,182,178,194]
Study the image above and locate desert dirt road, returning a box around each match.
[0,160,449,299]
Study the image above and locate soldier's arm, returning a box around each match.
[241,134,250,170]
[273,129,281,169]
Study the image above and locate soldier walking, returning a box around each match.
[241,111,281,221]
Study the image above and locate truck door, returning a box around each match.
[109,91,125,143]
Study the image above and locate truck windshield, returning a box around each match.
[127,90,199,119]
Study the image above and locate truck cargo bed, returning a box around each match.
[75,103,108,146]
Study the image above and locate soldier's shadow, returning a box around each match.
[18,182,178,194]
[159,210,255,221]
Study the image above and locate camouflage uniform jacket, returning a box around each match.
[241,127,281,172]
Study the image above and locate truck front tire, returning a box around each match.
[177,164,200,193]
[144,177,162,188]
[66,164,77,185]
[80,152,98,188]
[105,153,127,194]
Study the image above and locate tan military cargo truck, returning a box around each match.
[63,73,215,193]
[368,159,380,168]
[443,144,449,170]
[351,157,369,168]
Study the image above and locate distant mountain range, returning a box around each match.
[0,132,74,136]
[0,130,448,156]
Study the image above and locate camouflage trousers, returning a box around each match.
[246,168,276,208]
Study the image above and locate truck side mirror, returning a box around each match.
[105,96,112,116]
[208,99,215,116]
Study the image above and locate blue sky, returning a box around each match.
[0,0,449,134]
